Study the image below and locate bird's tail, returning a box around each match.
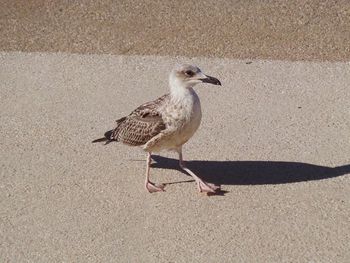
[92,130,114,144]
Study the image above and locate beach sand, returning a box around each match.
[1,1,349,262]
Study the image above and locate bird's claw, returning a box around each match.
[146,181,165,193]
[197,180,220,193]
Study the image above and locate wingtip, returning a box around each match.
[92,137,108,143]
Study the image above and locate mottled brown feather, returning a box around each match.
[110,94,169,146]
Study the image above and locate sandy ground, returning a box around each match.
[1,0,350,61]
[1,1,350,262]
[0,52,349,262]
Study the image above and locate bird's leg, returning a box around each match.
[178,149,219,193]
[145,152,165,193]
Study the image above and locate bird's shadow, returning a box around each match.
[151,155,350,195]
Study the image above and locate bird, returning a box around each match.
[92,64,221,193]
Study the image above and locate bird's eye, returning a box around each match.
[185,70,194,77]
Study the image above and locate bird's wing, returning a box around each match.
[110,94,169,146]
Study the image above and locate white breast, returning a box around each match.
[158,89,202,150]
[179,91,202,142]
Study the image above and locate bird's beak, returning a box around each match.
[200,75,221,86]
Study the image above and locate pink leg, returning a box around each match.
[178,148,219,193]
[145,152,165,193]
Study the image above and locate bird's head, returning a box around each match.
[169,64,221,89]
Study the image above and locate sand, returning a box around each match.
[1,1,350,262]
[0,52,349,262]
[1,0,350,61]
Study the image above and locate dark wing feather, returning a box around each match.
[110,94,169,146]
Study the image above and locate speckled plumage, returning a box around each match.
[109,94,169,146]
[92,64,221,193]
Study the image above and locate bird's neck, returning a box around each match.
[169,79,196,102]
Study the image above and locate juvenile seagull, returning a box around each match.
[92,64,221,193]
